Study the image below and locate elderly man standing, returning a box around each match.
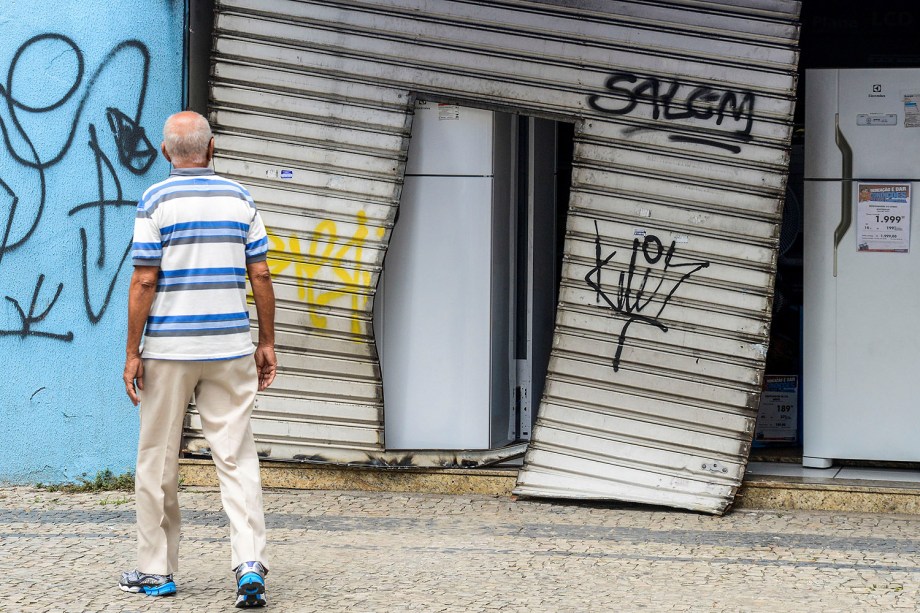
[121,110,276,608]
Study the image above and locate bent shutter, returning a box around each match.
[189,0,801,513]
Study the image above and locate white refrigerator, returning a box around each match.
[375,102,514,450]
[803,69,920,467]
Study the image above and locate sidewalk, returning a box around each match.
[2,485,920,612]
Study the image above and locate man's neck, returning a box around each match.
[172,161,210,169]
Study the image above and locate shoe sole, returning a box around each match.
[236,573,266,608]
[235,594,267,608]
[119,581,177,597]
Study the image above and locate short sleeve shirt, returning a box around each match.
[131,168,269,360]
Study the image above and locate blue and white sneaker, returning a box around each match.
[235,561,267,608]
[119,569,176,596]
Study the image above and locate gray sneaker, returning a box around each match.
[235,561,267,608]
[119,569,176,596]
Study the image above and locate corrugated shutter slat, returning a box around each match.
[190,0,800,513]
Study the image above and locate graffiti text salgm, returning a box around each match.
[588,71,756,155]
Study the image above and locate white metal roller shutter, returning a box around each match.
[194,0,800,513]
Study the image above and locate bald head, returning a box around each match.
[162,111,213,167]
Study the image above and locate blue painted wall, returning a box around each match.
[0,1,185,482]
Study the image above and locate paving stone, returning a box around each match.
[3,486,920,611]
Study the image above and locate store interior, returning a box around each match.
[753,1,920,479]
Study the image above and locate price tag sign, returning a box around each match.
[755,376,798,443]
[856,183,911,253]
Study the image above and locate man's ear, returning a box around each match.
[206,137,215,164]
[161,143,171,163]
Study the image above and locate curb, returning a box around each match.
[179,458,518,497]
[179,459,920,514]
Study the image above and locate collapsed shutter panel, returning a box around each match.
[193,0,800,513]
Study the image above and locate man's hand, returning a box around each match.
[254,344,277,391]
[124,355,144,406]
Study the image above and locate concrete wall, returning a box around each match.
[0,1,185,482]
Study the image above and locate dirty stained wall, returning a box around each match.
[0,1,184,482]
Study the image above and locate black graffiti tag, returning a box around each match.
[0,34,154,340]
[585,222,710,372]
[587,72,755,154]
[68,122,136,324]
[0,274,74,342]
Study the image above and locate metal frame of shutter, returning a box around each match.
[186,0,801,513]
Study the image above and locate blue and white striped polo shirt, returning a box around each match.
[132,167,269,360]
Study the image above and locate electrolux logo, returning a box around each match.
[869,83,886,98]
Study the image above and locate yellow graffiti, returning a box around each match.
[267,211,385,336]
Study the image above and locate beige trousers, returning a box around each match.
[136,355,268,575]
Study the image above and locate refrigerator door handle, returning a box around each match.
[833,113,853,277]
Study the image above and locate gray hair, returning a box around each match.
[162,111,213,163]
